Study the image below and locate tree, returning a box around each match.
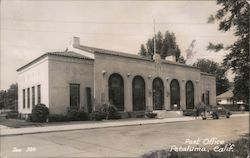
[0,90,7,109]
[207,0,249,103]
[139,44,147,56]
[0,83,18,110]
[193,59,230,95]
[139,31,181,61]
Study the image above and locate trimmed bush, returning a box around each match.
[78,110,89,121]
[183,109,197,116]
[101,103,118,120]
[5,111,18,119]
[67,108,80,121]
[30,104,49,122]
[49,114,68,122]
[67,107,89,121]
[89,111,106,121]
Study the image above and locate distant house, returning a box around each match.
[216,89,243,105]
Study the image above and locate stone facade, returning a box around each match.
[17,39,216,117]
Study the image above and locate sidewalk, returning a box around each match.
[0,113,248,137]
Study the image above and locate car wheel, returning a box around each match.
[202,117,206,120]
[226,115,230,118]
[212,113,218,119]
[212,115,216,119]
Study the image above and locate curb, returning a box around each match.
[0,114,248,137]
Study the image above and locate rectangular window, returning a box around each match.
[27,88,30,108]
[70,84,80,108]
[37,85,41,104]
[23,89,26,108]
[32,86,35,107]
[86,87,92,113]
[205,90,210,105]
[202,93,205,103]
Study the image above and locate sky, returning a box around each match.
[0,0,235,90]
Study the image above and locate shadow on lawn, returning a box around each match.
[0,116,43,128]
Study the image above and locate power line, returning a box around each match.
[2,18,209,25]
[1,27,232,39]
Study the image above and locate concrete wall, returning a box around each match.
[17,56,49,115]
[200,74,216,105]
[93,53,202,111]
[48,56,94,114]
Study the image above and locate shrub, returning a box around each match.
[30,104,49,122]
[49,114,68,122]
[101,103,118,120]
[67,107,89,121]
[5,111,18,119]
[78,110,89,121]
[67,107,80,121]
[89,111,106,121]
[88,103,119,121]
[183,109,196,116]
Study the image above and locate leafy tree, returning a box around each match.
[0,90,7,109]
[207,0,249,103]
[0,83,18,110]
[139,44,147,56]
[139,31,181,61]
[193,59,230,95]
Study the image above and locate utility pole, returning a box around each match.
[153,19,156,57]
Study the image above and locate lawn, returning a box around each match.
[0,116,43,128]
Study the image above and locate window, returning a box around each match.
[23,89,25,108]
[132,76,145,111]
[37,85,41,104]
[186,81,194,109]
[32,86,35,107]
[70,84,80,108]
[153,77,164,110]
[205,90,210,105]
[202,93,205,103]
[86,87,92,113]
[108,73,124,111]
[27,88,30,108]
[170,79,180,110]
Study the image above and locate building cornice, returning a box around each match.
[16,52,93,72]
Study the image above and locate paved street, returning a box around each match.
[0,116,248,157]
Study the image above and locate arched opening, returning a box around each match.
[108,73,124,111]
[186,81,195,109]
[153,77,164,110]
[132,76,146,111]
[170,79,180,110]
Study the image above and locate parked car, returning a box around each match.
[200,105,231,120]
